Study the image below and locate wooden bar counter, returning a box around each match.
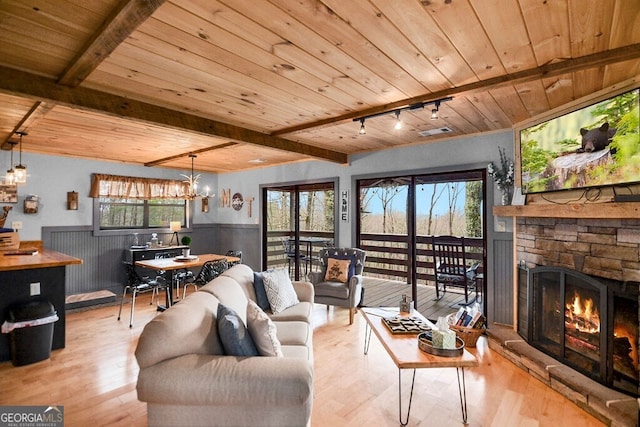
[0,244,82,362]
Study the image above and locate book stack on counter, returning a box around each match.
[449,303,485,329]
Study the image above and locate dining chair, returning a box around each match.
[182,259,229,299]
[153,252,180,303]
[118,262,168,328]
[225,250,243,266]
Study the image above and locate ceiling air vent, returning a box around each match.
[418,127,452,137]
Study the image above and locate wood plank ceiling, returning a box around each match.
[0,0,638,174]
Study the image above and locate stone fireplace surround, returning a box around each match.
[488,205,640,426]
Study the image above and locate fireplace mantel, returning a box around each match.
[493,202,640,219]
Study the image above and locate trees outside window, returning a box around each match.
[357,170,486,298]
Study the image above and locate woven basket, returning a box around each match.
[449,324,485,348]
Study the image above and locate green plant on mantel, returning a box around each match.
[181,235,192,246]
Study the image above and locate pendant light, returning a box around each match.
[5,141,15,185]
[14,132,27,184]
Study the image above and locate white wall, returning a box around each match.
[4,129,515,242]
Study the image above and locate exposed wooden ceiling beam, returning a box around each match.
[145,142,238,167]
[3,1,165,148]
[58,0,167,87]
[0,101,54,149]
[272,43,640,136]
[0,66,348,164]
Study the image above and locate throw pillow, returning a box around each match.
[329,253,358,279]
[262,268,300,314]
[246,300,283,357]
[253,271,271,311]
[217,303,259,357]
[324,258,351,283]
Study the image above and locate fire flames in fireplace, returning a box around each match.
[565,291,600,334]
[524,266,639,396]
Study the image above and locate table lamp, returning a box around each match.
[169,221,181,245]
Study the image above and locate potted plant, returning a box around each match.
[181,235,192,257]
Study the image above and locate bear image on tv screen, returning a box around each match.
[576,122,617,153]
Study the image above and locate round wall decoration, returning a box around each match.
[232,192,244,211]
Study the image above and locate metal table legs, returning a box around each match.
[363,322,471,425]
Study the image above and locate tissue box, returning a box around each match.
[432,329,457,349]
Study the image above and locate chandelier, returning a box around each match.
[180,154,211,200]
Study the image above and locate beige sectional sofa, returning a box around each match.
[135,264,314,427]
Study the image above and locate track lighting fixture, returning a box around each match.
[431,100,441,120]
[394,111,402,130]
[353,97,452,134]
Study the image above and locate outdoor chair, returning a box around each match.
[308,247,366,324]
[118,262,168,328]
[431,235,479,304]
[282,237,309,276]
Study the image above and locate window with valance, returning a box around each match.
[91,174,189,232]
[90,173,188,199]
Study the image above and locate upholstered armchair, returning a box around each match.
[308,247,366,324]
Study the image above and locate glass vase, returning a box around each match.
[501,188,513,205]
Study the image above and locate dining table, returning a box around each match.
[135,253,241,310]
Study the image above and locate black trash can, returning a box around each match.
[6,300,57,366]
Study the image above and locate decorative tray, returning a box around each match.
[382,316,432,334]
[174,255,198,262]
[417,331,465,357]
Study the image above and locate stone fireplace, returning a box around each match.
[515,215,640,392]
[489,206,640,425]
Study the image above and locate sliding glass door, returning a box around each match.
[357,170,486,307]
[262,182,335,280]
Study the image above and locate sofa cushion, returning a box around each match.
[202,276,250,325]
[262,268,300,314]
[136,291,224,369]
[217,304,259,357]
[221,263,257,301]
[268,301,314,323]
[324,257,352,283]
[314,281,350,299]
[280,345,313,360]
[252,271,271,311]
[246,300,283,357]
[273,321,311,346]
[137,353,313,406]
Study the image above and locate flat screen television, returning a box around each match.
[518,85,639,194]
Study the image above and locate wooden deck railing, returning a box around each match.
[266,231,483,286]
[265,231,334,271]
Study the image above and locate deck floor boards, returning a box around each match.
[361,276,479,320]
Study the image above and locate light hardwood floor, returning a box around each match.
[0,293,605,427]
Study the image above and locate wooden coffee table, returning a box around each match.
[361,307,478,425]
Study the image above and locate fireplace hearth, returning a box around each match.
[518,266,639,396]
